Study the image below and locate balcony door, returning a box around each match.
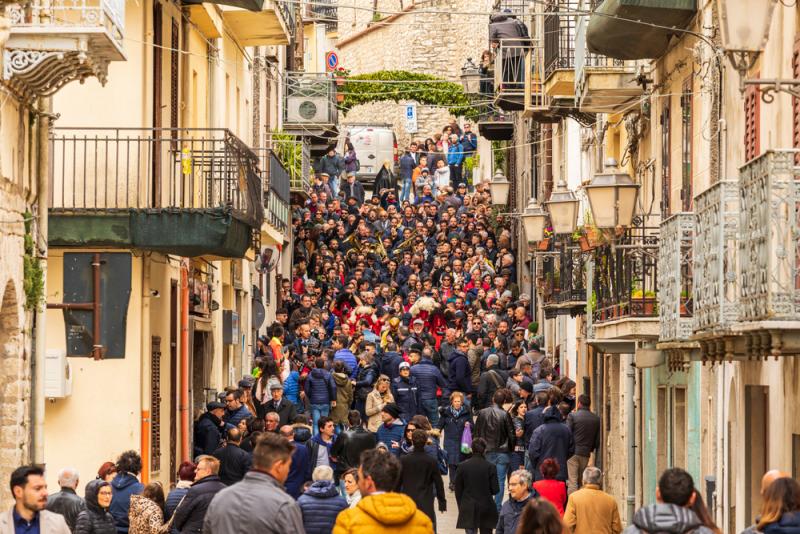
[744,385,768,526]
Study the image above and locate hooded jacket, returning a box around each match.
[304,367,337,405]
[332,492,434,534]
[74,480,116,534]
[622,503,715,534]
[380,352,404,380]
[376,419,406,456]
[446,350,472,395]
[297,480,349,534]
[193,412,224,457]
[410,359,446,401]
[488,13,530,50]
[109,473,144,533]
[528,407,574,481]
[332,371,354,424]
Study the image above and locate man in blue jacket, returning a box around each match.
[391,362,420,422]
[303,357,337,435]
[447,134,465,188]
[528,405,575,482]
[332,334,358,379]
[411,351,446,426]
[280,425,311,499]
[447,338,473,403]
[379,343,404,380]
[375,403,406,456]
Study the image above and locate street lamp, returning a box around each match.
[521,197,548,243]
[716,0,796,100]
[584,159,640,229]
[489,169,511,206]
[544,179,579,234]
[460,57,482,96]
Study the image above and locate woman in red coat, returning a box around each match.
[532,458,567,516]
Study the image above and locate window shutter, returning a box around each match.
[744,80,760,162]
[793,40,800,163]
[151,336,162,473]
[660,101,671,218]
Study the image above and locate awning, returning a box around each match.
[587,0,697,60]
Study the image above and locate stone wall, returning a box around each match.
[336,0,493,148]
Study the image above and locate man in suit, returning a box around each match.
[1,465,71,534]
[261,383,298,427]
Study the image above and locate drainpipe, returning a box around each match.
[180,260,190,462]
[625,352,636,523]
[32,96,51,464]
[140,256,151,483]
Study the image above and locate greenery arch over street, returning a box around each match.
[338,70,480,119]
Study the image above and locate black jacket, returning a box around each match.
[172,475,227,534]
[476,367,508,409]
[528,408,574,481]
[261,398,298,427]
[212,444,253,486]
[391,375,420,422]
[488,13,530,49]
[474,404,515,453]
[46,487,85,531]
[399,449,446,524]
[454,455,499,530]
[567,407,600,457]
[330,426,377,475]
[193,412,224,457]
[74,480,114,534]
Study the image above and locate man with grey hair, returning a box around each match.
[476,353,508,409]
[496,469,538,534]
[563,467,622,534]
[46,468,85,532]
[297,465,347,534]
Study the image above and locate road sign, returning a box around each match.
[405,102,418,133]
[325,51,338,71]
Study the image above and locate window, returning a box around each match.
[744,83,760,161]
[672,386,687,469]
[660,101,671,218]
[680,78,693,212]
[656,384,687,474]
[745,386,768,524]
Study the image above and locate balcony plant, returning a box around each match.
[631,288,658,316]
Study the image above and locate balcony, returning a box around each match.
[494,39,532,112]
[574,14,642,114]
[304,0,337,35]
[48,128,264,258]
[212,0,294,46]
[256,148,290,240]
[538,238,587,318]
[693,181,739,337]
[543,1,578,100]
[283,72,337,135]
[586,0,697,60]
[265,131,312,197]
[3,0,126,101]
[658,213,694,344]
[591,225,660,340]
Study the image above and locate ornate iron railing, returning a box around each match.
[49,127,264,229]
[494,39,533,97]
[659,213,694,341]
[574,12,628,97]
[592,225,659,324]
[738,150,800,321]
[693,180,740,332]
[306,0,337,33]
[543,1,578,79]
[254,148,290,232]
[539,238,587,317]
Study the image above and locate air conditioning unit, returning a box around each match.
[286,96,330,124]
[45,349,72,399]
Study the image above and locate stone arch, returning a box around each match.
[0,280,24,507]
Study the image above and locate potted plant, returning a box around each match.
[680,289,692,316]
[333,67,350,86]
[631,288,658,316]
[572,227,592,252]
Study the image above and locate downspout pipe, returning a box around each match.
[180,260,190,462]
[626,352,636,523]
[140,256,151,483]
[32,96,51,463]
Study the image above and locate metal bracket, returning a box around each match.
[743,79,800,103]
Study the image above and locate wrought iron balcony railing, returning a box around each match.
[658,213,694,342]
[4,0,126,100]
[539,238,587,318]
[693,180,740,333]
[592,225,659,324]
[574,13,630,99]
[49,127,263,230]
[255,148,290,233]
[305,0,337,33]
[494,39,533,99]
[543,1,578,80]
[265,131,311,195]
[738,150,800,322]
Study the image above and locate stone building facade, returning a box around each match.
[335,0,493,146]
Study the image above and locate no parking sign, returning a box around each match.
[325,51,339,71]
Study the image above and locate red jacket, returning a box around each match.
[533,479,567,516]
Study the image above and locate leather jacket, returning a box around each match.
[474,404,516,453]
[46,487,85,531]
[331,425,377,474]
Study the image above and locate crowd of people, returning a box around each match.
[6,120,800,534]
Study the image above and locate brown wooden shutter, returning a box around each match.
[170,18,180,146]
[793,40,800,163]
[660,100,671,218]
[744,78,760,162]
[681,77,693,212]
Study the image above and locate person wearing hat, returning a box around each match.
[316,146,345,196]
[341,172,365,206]
[260,382,298,427]
[391,362,420,424]
[414,167,433,200]
[375,403,406,456]
[194,401,226,457]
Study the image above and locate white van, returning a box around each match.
[339,123,397,186]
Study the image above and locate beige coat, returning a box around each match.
[563,484,622,534]
[0,509,71,534]
[365,388,394,433]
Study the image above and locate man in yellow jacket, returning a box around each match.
[333,449,433,534]
[563,467,622,534]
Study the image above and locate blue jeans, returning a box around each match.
[486,451,510,511]
[421,399,439,427]
[310,403,330,436]
[400,178,412,203]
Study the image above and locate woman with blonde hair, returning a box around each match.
[437,390,473,490]
[754,477,800,533]
[365,374,394,432]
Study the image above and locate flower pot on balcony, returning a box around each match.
[578,236,592,252]
[537,238,550,251]
[335,78,345,87]
[336,92,344,103]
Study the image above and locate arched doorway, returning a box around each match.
[0,280,24,509]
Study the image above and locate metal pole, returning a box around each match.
[625,353,636,523]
